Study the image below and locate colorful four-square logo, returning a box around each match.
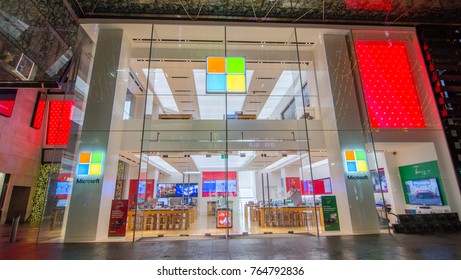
[77,152,103,176]
[206,57,246,93]
[344,150,368,172]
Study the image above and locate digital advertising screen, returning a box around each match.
[302,178,333,195]
[371,168,388,193]
[157,183,198,197]
[405,178,443,206]
[202,172,237,197]
[55,181,72,199]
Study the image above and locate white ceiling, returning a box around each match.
[81,23,344,173]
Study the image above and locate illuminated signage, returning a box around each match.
[206,57,246,93]
[77,152,104,177]
[344,150,369,180]
[344,150,368,173]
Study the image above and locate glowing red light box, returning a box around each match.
[0,89,17,117]
[46,100,74,145]
[345,0,392,11]
[355,41,425,128]
[31,92,46,129]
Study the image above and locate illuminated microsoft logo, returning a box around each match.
[206,57,246,93]
[77,152,103,176]
[344,150,368,173]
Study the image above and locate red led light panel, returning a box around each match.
[0,100,15,117]
[345,0,392,11]
[46,100,74,145]
[355,41,426,128]
[32,100,46,129]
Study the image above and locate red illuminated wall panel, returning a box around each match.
[0,100,15,117]
[46,100,74,145]
[355,41,426,128]
[202,172,237,181]
[32,100,46,129]
[345,0,392,11]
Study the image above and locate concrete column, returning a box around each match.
[322,34,380,234]
[65,29,129,241]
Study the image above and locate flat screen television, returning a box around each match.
[55,181,72,199]
[157,183,198,197]
[202,171,238,197]
[371,168,388,193]
[302,178,333,195]
[404,178,443,206]
[175,183,198,197]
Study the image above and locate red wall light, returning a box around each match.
[32,100,46,129]
[31,91,47,129]
[0,89,17,117]
[0,100,15,117]
[355,41,426,128]
[46,100,74,145]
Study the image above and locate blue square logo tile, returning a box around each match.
[347,162,357,172]
[77,164,90,175]
[207,74,226,92]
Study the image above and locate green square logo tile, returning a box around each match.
[91,152,103,163]
[355,150,366,161]
[226,57,245,74]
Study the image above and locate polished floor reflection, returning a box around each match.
[1,222,461,259]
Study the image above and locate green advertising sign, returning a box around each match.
[321,196,340,231]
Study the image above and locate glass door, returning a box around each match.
[136,24,228,239]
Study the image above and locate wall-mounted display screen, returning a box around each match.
[302,178,333,195]
[0,89,17,117]
[157,183,198,197]
[202,171,237,197]
[371,168,388,193]
[404,178,443,206]
[55,181,72,199]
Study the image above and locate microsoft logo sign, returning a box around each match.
[77,152,103,176]
[206,57,246,93]
[344,150,368,173]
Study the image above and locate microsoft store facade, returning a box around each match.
[27,23,460,242]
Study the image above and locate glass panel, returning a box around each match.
[223,26,308,235]
[37,26,94,242]
[0,1,75,82]
[134,24,227,239]
[295,27,325,235]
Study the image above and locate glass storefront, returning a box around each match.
[35,23,460,242]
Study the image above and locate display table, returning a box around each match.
[127,208,192,231]
[258,206,324,228]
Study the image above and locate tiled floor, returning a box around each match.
[1,223,461,259]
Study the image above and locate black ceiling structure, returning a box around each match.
[1,0,461,86]
[69,0,461,25]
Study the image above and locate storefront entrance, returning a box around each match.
[34,23,459,242]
